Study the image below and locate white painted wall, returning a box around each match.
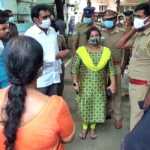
[0,0,17,13]
[0,0,54,12]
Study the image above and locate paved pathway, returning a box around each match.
[63,61,130,150]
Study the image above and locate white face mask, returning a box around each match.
[120,20,124,24]
[39,18,51,29]
[133,17,147,29]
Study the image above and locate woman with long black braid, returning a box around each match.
[0,36,75,150]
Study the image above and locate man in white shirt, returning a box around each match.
[25,4,65,96]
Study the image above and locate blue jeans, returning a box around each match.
[122,108,150,150]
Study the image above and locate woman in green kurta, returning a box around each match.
[71,27,116,139]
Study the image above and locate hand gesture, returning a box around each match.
[73,81,79,93]
[107,83,116,94]
[56,49,69,59]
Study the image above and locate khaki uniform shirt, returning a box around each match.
[102,27,124,63]
[121,26,133,72]
[57,34,67,50]
[72,23,93,53]
[128,27,150,81]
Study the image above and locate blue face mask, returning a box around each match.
[103,20,114,29]
[83,17,92,24]
[88,36,101,46]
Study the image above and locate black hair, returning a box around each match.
[86,26,101,40]
[8,23,18,38]
[3,36,43,150]
[31,4,50,21]
[87,1,91,6]
[0,10,9,24]
[123,10,133,17]
[4,10,13,17]
[2,23,19,46]
[135,2,150,16]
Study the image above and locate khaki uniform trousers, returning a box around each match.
[129,83,149,130]
[112,65,122,121]
[108,65,122,121]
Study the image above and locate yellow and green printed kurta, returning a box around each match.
[71,47,115,123]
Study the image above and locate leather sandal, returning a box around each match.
[90,129,97,140]
[79,129,88,140]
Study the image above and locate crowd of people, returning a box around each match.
[0,1,150,150]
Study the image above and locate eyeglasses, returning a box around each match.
[103,16,117,21]
[41,15,50,20]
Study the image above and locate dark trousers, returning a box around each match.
[122,108,150,150]
[57,64,65,96]
[38,83,59,96]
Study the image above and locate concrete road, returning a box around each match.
[63,61,130,150]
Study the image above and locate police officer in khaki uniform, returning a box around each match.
[121,10,133,74]
[101,9,124,129]
[117,3,150,130]
[120,11,133,97]
[57,33,69,96]
[72,3,96,54]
